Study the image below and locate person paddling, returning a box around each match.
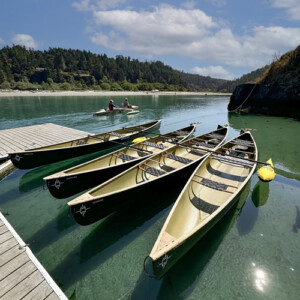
[108,99,116,111]
[123,98,131,109]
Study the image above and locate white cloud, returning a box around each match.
[83,4,300,70]
[192,65,235,80]
[12,34,38,49]
[271,0,300,20]
[91,5,217,53]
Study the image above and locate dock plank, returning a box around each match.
[0,123,90,158]
[0,212,68,299]
[45,291,61,300]
[0,237,18,255]
[23,280,55,300]
[0,244,25,268]
[0,251,30,281]
[0,260,35,297]
[0,224,9,235]
[0,230,14,244]
[1,269,44,300]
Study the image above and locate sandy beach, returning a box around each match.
[0,89,231,98]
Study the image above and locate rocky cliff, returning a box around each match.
[228,45,300,119]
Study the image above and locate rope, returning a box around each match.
[229,83,257,113]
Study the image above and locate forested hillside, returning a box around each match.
[0,45,267,92]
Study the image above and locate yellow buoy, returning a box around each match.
[133,137,147,143]
[258,158,276,182]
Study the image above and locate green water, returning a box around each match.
[0,95,299,299]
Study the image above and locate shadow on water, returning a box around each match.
[28,204,77,253]
[130,184,251,300]
[293,206,300,233]
[18,148,119,193]
[236,193,258,236]
[51,181,186,290]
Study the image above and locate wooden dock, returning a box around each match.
[0,123,90,160]
[0,212,68,299]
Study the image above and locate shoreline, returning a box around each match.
[0,89,231,98]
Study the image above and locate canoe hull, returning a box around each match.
[93,106,139,116]
[69,159,200,226]
[9,120,161,169]
[46,157,146,199]
[151,189,244,279]
[45,124,196,199]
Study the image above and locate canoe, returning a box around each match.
[8,120,161,169]
[148,130,257,279]
[93,106,139,116]
[44,124,197,199]
[67,125,228,225]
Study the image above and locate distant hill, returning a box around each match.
[177,71,228,92]
[0,45,268,92]
[216,65,269,92]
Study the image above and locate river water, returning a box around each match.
[0,95,299,299]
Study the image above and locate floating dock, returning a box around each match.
[0,123,90,160]
[0,212,67,299]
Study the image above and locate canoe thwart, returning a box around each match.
[211,155,254,168]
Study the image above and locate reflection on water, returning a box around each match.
[251,263,270,292]
[251,180,270,207]
[0,96,299,299]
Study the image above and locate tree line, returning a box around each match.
[0,45,267,92]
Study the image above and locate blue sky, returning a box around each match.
[0,0,299,80]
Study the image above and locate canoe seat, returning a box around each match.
[167,154,192,164]
[142,141,167,149]
[109,132,125,137]
[191,196,219,214]
[76,140,88,145]
[118,153,136,161]
[194,141,216,148]
[233,139,254,147]
[174,130,190,136]
[140,166,166,177]
[200,178,230,191]
[206,133,224,139]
